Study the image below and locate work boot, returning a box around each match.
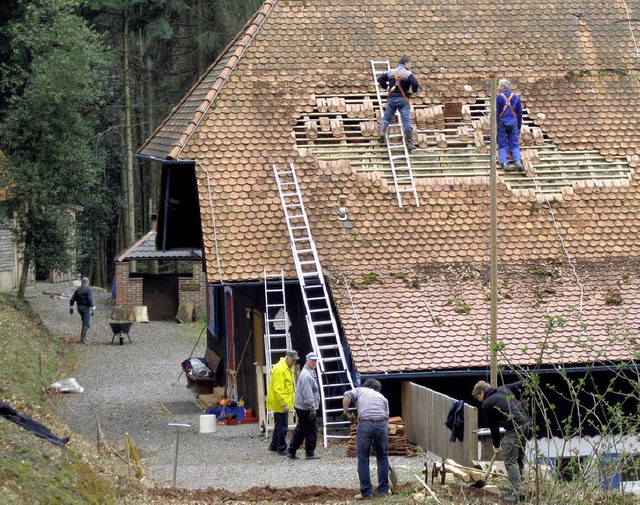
[305,453,320,459]
[503,162,516,172]
[514,161,524,171]
[287,449,296,459]
[378,125,388,144]
[407,140,416,152]
[80,328,88,344]
[353,494,372,500]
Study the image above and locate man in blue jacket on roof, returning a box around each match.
[496,79,523,172]
[378,56,419,152]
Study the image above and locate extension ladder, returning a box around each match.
[273,163,355,446]
[263,268,293,437]
[370,60,420,208]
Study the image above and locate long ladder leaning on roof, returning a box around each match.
[263,268,292,437]
[370,59,420,208]
[273,163,355,447]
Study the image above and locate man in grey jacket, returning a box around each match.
[287,352,321,459]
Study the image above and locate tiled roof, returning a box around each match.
[328,260,640,373]
[139,0,640,371]
[116,232,202,262]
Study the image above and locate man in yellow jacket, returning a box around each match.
[267,349,298,454]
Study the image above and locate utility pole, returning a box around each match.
[489,75,498,387]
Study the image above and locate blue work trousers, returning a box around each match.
[269,412,288,453]
[497,120,521,164]
[356,420,390,497]
[380,95,413,137]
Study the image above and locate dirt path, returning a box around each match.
[27,281,429,500]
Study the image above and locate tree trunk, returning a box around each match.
[17,254,31,301]
[196,0,205,75]
[122,8,136,270]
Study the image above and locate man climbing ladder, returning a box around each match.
[378,56,419,152]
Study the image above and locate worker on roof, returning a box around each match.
[496,79,523,172]
[378,56,419,152]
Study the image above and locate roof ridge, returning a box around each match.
[137,0,278,160]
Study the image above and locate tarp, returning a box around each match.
[0,402,70,447]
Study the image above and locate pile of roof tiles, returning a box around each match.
[347,416,418,457]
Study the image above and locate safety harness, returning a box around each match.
[389,68,411,104]
[498,92,518,119]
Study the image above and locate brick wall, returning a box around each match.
[178,261,207,311]
[114,262,143,308]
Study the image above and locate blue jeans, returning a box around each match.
[78,305,91,330]
[269,412,288,453]
[497,120,521,164]
[356,420,389,497]
[380,95,412,137]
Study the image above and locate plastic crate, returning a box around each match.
[206,406,245,419]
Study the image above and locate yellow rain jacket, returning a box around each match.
[266,357,294,412]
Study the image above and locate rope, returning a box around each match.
[523,172,586,318]
[340,273,388,375]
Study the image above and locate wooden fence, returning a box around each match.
[401,381,478,467]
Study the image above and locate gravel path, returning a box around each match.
[28,281,427,492]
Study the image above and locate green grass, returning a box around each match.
[0,293,124,505]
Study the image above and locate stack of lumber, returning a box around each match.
[347,416,418,457]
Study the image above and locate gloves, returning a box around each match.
[341,411,350,422]
[309,410,316,421]
[69,307,74,315]
[90,307,96,316]
[493,446,502,455]
[282,405,289,414]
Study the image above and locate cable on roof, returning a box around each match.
[621,0,640,59]
[523,173,586,318]
[339,273,388,375]
[197,159,224,283]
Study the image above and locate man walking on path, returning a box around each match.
[342,379,390,500]
[266,349,298,455]
[70,277,94,344]
[287,351,321,460]
[496,78,523,172]
[378,56,419,152]
[472,380,531,503]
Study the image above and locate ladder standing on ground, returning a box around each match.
[370,59,420,208]
[263,269,292,437]
[273,163,355,447]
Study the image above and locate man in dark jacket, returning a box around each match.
[70,277,94,344]
[377,56,419,152]
[472,380,530,502]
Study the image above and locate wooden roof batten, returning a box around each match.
[294,92,633,196]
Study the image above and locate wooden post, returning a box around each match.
[489,74,498,387]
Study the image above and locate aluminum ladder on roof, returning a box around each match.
[370,59,420,208]
[263,268,292,438]
[273,162,355,447]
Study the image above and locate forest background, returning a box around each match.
[0,0,262,296]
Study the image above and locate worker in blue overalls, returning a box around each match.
[378,56,419,152]
[496,79,523,172]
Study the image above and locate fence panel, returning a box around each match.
[402,381,478,466]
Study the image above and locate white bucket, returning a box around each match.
[199,414,217,433]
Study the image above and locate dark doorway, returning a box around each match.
[143,274,179,320]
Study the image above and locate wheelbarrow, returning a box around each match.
[109,322,133,345]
